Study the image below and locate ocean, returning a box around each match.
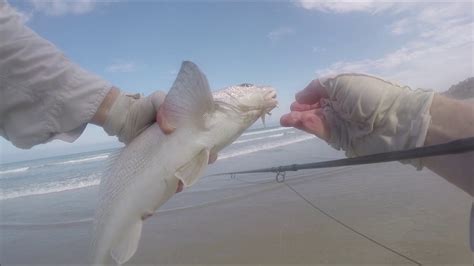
[2,127,309,200]
[0,126,342,227]
[1,126,472,264]
[0,126,344,264]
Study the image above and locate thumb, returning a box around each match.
[156,105,175,135]
[280,110,330,141]
[280,111,304,129]
[151,92,175,135]
[149,91,166,112]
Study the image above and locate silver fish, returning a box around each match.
[91,61,277,265]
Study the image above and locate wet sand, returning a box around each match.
[132,163,472,265]
[3,162,472,265]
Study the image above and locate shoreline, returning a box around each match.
[3,162,472,265]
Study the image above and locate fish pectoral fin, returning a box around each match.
[110,219,143,265]
[161,61,214,129]
[175,149,209,187]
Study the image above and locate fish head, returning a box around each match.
[213,83,278,126]
[206,83,278,153]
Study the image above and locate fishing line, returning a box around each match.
[8,137,471,257]
[230,175,276,185]
[1,183,286,229]
[209,137,474,182]
[203,137,474,264]
[284,182,422,265]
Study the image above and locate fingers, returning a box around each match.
[280,109,330,141]
[150,91,166,112]
[156,105,175,134]
[153,92,175,135]
[295,79,329,105]
[281,78,332,142]
[280,111,304,129]
[290,101,320,112]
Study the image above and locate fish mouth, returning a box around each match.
[213,84,278,125]
[263,87,278,113]
[260,87,278,125]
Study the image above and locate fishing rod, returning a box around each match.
[210,137,474,183]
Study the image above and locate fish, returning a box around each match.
[90,61,277,265]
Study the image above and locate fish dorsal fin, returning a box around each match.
[110,219,143,265]
[162,61,214,129]
[175,149,209,187]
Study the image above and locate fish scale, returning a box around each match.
[90,61,277,265]
[92,126,161,249]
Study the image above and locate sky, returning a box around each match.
[1,0,473,163]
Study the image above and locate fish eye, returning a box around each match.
[239,83,254,87]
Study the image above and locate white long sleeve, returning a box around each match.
[0,0,112,149]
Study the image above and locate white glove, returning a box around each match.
[319,74,434,169]
[103,91,165,144]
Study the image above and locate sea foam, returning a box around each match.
[52,154,110,166]
[241,127,290,137]
[234,133,285,144]
[1,131,314,200]
[0,174,101,200]
[219,135,314,160]
[0,167,30,175]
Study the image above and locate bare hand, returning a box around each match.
[280,79,331,141]
[156,105,175,135]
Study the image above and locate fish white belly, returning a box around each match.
[92,124,202,264]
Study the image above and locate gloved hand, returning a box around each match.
[102,91,166,144]
[281,73,435,169]
[100,89,218,193]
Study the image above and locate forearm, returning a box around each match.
[0,1,111,148]
[422,94,474,196]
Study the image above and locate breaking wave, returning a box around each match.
[1,133,314,200]
[0,167,30,175]
[0,174,101,200]
[219,135,314,160]
[52,154,110,166]
[234,133,285,144]
[241,127,290,137]
[0,153,110,178]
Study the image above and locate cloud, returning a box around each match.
[309,2,473,91]
[29,0,99,16]
[267,26,295,42]
[296,0,394,14]
[312,46,326,53]
[105,62,137,73]
[9,5,34,23]
[389,17,410,35]
[8,0,109,22]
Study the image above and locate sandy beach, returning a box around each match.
[132,164,472,265]
[2,167,473,265]
[2,130,473,265]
